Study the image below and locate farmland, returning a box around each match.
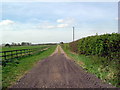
[1,45,49,51]
[62,33,120,87]
[1,45,51,66]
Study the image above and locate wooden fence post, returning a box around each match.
[16,50,18,58]
[21,50,23,57]
[4,52,6,60]
[1,46,48,64]
[28,49,30,55]
[11,51,13,59]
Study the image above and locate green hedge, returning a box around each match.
[70,33,120,60]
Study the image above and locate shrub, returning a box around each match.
[69,33,120,60]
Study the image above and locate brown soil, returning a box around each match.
[11,46,115,88]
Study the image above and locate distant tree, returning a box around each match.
[11,42,17,46]
[17,43,21,46]
[21,42,31,46]
[5,44,10,47]
[60,42,64,44]
[21,42,26,46]
[96,33,98,35]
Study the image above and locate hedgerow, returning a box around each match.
[70,33,120,60]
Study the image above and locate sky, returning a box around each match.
[0,1,118,44]
[2,0,119,2]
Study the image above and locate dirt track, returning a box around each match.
[11,46,115,88]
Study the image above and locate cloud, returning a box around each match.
[56,18,75,24]
[46,25,56,29]
[36,21,56,29]
[0,19,68,31]
[56,18,75,28]
[0,19,71,31]
[37,24,68,29]
[57,19,64,23]
[35,18,75,29]
[2,29,72,44]
[57,24,68,28]
[0,20,15,26]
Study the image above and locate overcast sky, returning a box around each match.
[0,1,118,44]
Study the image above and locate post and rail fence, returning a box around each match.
[0,46,50,66]
[0,49,32,61]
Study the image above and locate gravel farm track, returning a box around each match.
[11,46,115,88]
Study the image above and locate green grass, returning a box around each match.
[2,45,56,89]
[0,65,2,89]
[1,45,49,51]
[0,46,1,89]
[62,46,119,87]
[1,45,50,66]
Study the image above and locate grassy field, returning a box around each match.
[62,45,119,87]
[1,45,51,66]
[1,45,49,51]
[2,45,56,89]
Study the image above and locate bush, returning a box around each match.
[69,33,120,60]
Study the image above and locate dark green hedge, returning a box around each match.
[70,33,120,59]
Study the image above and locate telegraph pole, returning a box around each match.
[73,27,75,42]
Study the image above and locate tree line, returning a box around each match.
[3,42,59,47]
[4,42,32,47]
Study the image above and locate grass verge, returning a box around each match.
[2,45,56,89]
[62,46,119,87]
